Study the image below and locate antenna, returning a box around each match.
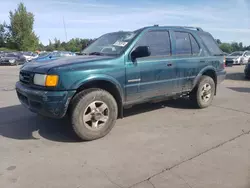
[63,16,68,42]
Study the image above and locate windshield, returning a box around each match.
[82,31,138,56]
[229,52,243,56]
[38,52,50,58]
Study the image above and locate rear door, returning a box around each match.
[171,31,203,93]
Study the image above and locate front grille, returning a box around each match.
[19,71,33,85]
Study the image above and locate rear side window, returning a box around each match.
[136,30,171,56]
[175,32,192,55]
[189,34,200,55]
[199,33,222,55]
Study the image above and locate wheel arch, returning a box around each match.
[71,76,124,118]
[193,67,217,95]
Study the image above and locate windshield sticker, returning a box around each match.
[113,41,128,47]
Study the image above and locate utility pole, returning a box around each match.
[63,16,68,42]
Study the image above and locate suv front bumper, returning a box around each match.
[16,82,76,118]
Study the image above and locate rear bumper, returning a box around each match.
[16,82,76,118]
[217,70,226,84]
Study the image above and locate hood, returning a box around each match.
[21,55,114,73]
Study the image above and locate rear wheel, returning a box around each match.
[190,75,215,108]
[70,89,118,141]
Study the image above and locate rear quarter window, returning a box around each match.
[174,32,192,55]
[199,33,222,55]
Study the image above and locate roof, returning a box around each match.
[140,25,204,32]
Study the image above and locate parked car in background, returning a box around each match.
[30,51,75,63]
[223,52,228,56]
[22,52,38,61]
[225,51,250,66]
[0,53,26,65]
[16,26,226,141]
[245,58,250,79]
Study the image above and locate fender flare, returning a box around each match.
[192,66,217,90]
[71,74,124,102]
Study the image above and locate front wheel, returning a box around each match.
[70,89,118,141]
[190,76,215,108]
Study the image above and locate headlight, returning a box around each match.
[33,74,59,87]
[9,59,15,63]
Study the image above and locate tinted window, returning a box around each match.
[175,32,191,55]
[136,31,171,56]
[199,33,222,55]
[229,52,243,56]
[189,34,200,55]
[6,54,16,57]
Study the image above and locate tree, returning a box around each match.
[37,42,45,51]
[245,45,250,51]
[53,38,62,50]
[8,3,39,51]
[220,43,233,53]
[231,42,241,52]
[0,23,6,47]
[45,39,54,51]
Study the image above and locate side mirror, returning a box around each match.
[49,56,52,59]
[131,46,151,62]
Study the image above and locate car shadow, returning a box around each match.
[0,99,195,142]
[124,98,195,117]
[0,105,81,142]
[227,87,250,93]
[226,72,247,81]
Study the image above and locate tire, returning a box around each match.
[70,88,118,141]
[240,59,244,65]
[190,75,215,109]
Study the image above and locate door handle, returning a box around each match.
[167,63,172,67]
[200,60,206,63]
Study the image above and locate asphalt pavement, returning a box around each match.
[0,65,250,188]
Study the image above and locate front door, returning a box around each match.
[125,30,175,104]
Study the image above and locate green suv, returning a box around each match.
[16,26,226,141]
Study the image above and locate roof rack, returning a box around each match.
[152,25,203,31]
[170,26,203,31]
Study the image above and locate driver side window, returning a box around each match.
[135,30,171,57]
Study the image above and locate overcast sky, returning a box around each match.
[0,0,249,45]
